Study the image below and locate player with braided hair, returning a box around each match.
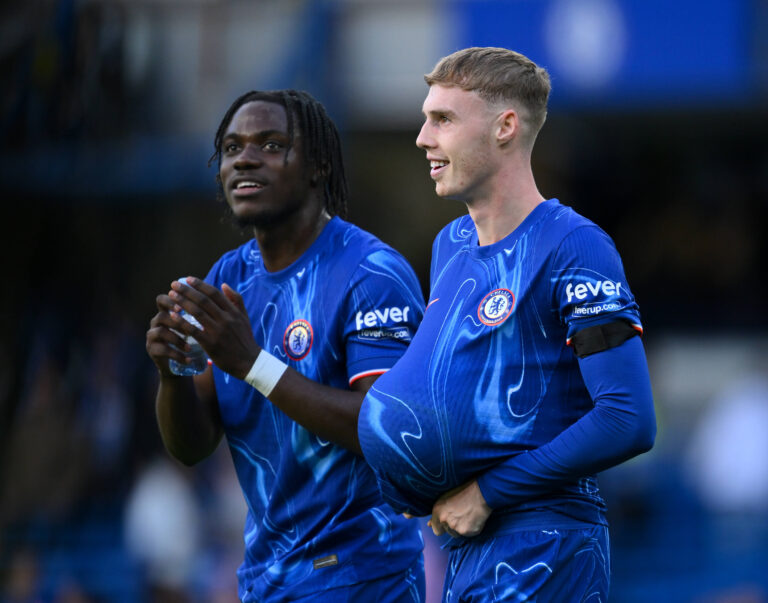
[209,89,348,219]
[146,89,426,601]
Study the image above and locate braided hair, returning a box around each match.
[209,89,348,219]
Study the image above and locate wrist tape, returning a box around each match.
[244,350,288,397]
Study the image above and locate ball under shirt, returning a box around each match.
[358,199,642,522]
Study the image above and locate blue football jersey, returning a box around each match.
[358,199,642,520]
[205,217,425,601]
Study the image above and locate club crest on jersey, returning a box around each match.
[477,288,515,326]
[284,319,313,360]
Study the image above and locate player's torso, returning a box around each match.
[208,219,424,598]
[360,202,592,510]
[215,236,368,538]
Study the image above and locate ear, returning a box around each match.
[495,109,519,146]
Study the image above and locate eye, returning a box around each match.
[263,141,283,152]
[223,142,239,153]
[438,114,451,125]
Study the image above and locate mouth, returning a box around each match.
[429,159,449,179]
[231,180,266,196]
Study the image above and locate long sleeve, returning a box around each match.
[476,335,656,510]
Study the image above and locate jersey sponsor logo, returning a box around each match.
[572,301,621,316]
[357,325,412,342]
[354,305,411,331]
[477,288,515,326]
[565,279,622,303]
[283,319,313,360]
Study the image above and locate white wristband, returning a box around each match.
[244,350,288,397]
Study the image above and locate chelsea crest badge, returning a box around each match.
[477,288,515,326]
[284,319,313,360]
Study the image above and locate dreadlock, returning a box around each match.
[209,89,348,219]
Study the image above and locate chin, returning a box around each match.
[232,207,297,230]
[434,185,460,201]
[233,213,273,229]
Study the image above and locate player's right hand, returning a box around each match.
[168,277,262,381]
[145,292,190,377]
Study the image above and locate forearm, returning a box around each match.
[155,373,223,465]
[170,277,385,456]
[477,336,656,509]
[267,368,365,455]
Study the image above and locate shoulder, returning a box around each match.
[327,217,389,251]
[539,200,603,240]
[533,201,617,259]
[324,221,424,316]
[329,217,415,272]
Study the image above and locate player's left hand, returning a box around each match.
[429,480,492,538]
[168,276,262,380]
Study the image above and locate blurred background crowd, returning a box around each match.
[1,1,767,601]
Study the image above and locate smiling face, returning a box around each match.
[219,100,317,229]
[415,84,500,203]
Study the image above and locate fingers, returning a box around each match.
[170,276,244,332]
[154,293,176,313]
[179,276,218,297]
[430,511,446,536]
[429,516,458,538]
[169,280,215,327]
[431,511,485,539]
[148,278,231,376]
[150,299,185,343]
[431,500,466,539]
[221,283,247,314]
[174,276,232,310]
[145,322,190,372]
[149,292,196,358]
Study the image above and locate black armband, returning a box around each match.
[570,320,639,358]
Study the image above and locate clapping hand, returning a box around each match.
[168,277,262,380]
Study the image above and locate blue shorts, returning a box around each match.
[443,524,610,602]
[290,555,425,603]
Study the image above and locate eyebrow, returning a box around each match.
[423,108,457,119]
[223,129,289,141]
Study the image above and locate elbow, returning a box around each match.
[176,451,205,467]
[629,415,657,457]
[605,394,657,458]
[604,406,656,460]
[162,436,217,466]
[165,445,205,467]
[634,430,655,456]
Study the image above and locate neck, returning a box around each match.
[466,156,544,246]
[253,203,331,272]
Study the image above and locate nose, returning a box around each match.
[234,143,263,169]
[416,121,433,150]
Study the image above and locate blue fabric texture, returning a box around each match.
[358,199,655,526]
[206,217,426,601]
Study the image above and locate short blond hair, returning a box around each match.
[425,47,551,136]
